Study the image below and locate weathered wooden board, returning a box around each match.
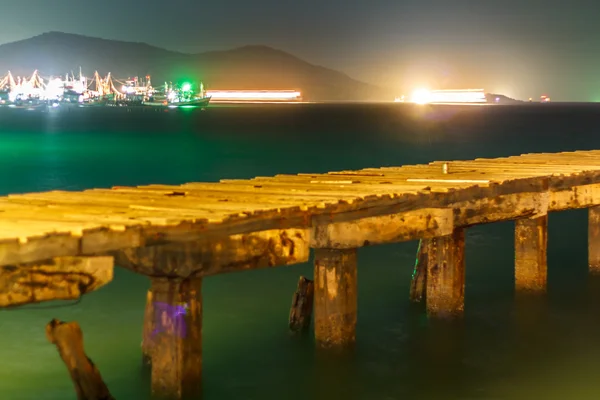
[0,256,113,307]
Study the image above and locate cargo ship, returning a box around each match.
[205,89,301,103]
[409,88,488,104]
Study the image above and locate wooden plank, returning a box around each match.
[0,201,224,228]
[218,179,429,195]
[223,176,487,195]
[89,188,346,209]
[7,191,317,214]
[426,163,600,174]
[105,185,363,202]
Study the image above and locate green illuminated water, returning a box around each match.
[2,103,600,399]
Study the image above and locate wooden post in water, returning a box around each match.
[410,239,429,303]
[425,229,465,317]
[515,215,548,292]
[150,277,202,400]
[589,206,600,275]
[313,248,357,349]
[289,276,314,333]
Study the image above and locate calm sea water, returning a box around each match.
[2,103,600,399]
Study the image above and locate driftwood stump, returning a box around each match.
[46,319,114,400]
[289,276,314,333]
[409,239,428,303]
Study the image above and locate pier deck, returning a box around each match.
[4,149,600,398]
[4,150,600,269]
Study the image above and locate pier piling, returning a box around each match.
[425,229,466,317]
[149,277,203,400]
[589,206,600,274]
[515,215,548,292]
[314,248,358,349]
[142,288,155,367]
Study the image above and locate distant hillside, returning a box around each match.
[0,32,388,101]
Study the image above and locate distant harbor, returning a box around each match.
[0,70,211,109]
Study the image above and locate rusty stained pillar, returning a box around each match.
[149,276,203,400]
[426,229,465,317]
[515,215,548,292]
[589,206,600,275]
[313,248,357,349]
[409,238,430,303]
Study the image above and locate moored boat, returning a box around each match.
[143,82,211,108]
[143,96,211,108]
[0,90,9,105]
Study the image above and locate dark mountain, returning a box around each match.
[0,32,389,101]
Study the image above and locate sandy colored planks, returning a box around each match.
[294,165,551,187]
[107,185,363,203]
[7,190,310,215]
[0,200,225,231]
[233,176,487,193]
[219,178,430,195]
[88,188,341,209]
[427,162,600,173]
[0,220,103,241]
[373,162,600,188]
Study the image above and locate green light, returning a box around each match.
[182,83,192,92]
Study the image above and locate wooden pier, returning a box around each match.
[3,149,600,398]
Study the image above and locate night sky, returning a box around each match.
[2,0,600,101]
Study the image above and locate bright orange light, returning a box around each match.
[411,88,431,104]
[206,90,302,101]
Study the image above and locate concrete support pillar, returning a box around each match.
[426,229,465,317]
[589,206,600,275]
[141,288,154,367]
[515,215,548,292]
[149,277,203,400]
[313,248,357,349]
